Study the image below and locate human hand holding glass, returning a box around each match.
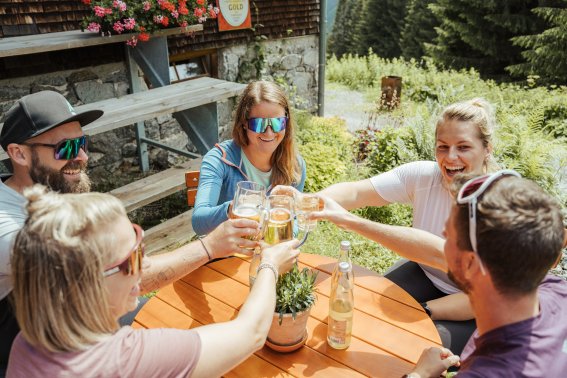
[230,181,268,246]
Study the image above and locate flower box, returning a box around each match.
[80,0,219,46]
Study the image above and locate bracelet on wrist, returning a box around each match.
[257,262,279,282]
[197,236,212,261]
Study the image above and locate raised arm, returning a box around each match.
[191,240,299,378]
[311,195,447,272]
[319,179,390,210]
[140,218,260,294]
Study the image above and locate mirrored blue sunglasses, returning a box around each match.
[247,117,288,133]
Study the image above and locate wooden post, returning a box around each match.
[380,76,402,110]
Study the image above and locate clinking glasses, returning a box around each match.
[103,223,145,277]
[456,170,521,275]
[23,135,87,160]
[247,117,288,133]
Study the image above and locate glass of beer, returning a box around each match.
[264,195,294,245]
[230,181,267,243]
[296,194,319,231]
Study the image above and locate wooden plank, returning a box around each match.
[81,78,246,136]
[304,317,415,378]
[144,210,195,256]
[0,25,203,57]
[111,158,202,212]
[299,253,423,310]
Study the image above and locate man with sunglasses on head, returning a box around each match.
[0,91,262,375]
[404,171,567,377]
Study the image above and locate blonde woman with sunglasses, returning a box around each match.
[7,185,299,377]
[191,80,306,236]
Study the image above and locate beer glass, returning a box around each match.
[264,195,295,245]
[296,194,319,231]
[230,181,267,243]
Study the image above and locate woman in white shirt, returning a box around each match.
[276,98,497,355]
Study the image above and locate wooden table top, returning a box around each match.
[133,253,442,377]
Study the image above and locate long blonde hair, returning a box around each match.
[11,185,126,352]
[232,80,301,186]
[436,98,499,172]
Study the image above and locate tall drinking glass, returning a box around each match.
[296,194,319,231]
[264,195,295,245]
[230,181,267,242]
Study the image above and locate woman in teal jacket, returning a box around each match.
[192,81,306,236]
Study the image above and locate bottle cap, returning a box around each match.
[338,261,351,272]
[340,240,351,250]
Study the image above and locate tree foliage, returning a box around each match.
[400,0,438,59]
[508,1,567,83]
[327,0,365,57]
[357,0,408,58]
[425,0,543,77]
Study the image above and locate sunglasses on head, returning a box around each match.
[247,117,288,133]
[103,223,145,277]
[23,136,87,160]
[456,169,521,275]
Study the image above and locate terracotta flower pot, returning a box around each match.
[266,307,311,352]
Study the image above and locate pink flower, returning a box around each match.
[93,6,107,17]
[171,10,179,19]
[87,22,101,33]
[113,21,124,34]
[198,16,206,23]
[123,18,136,30]
[126,36,138,47]
[180,20,188,28]
[113,0,127,12]
[143,1,151,11]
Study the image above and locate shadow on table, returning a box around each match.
[171,256,245,325]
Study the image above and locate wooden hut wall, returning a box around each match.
[0,0,320,78]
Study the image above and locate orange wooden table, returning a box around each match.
[133,253,442,377]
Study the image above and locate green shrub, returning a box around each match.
[295,112,354,192]
[299,142,347,192]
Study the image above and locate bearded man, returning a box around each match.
[0,91,262,374]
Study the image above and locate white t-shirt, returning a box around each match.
[370,161,458,294]
[0,179,27,300]
[7,326,201,377]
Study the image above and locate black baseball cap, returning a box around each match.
[0,91,103,151]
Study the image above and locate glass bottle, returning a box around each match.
[332,240,352,280]
[327,258,354,349]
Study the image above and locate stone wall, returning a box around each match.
[0,35,319,181]
[219,35,319,114]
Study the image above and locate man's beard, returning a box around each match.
[448,267,472,294]
[29,150,91,193]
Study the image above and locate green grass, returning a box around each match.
[302,221,399,274]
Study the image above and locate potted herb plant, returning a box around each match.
[266,264,318,352]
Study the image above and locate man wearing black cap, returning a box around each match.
[0,91,262,374]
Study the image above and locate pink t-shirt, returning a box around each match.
[7,326,201,377]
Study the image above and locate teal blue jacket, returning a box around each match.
[191,140,306,235]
